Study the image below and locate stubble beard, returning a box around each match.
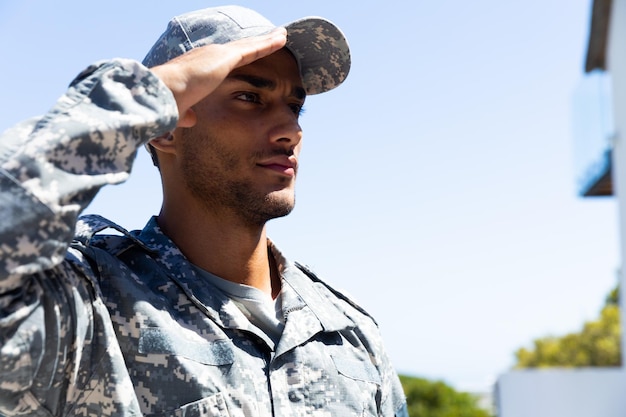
[180,129,296,227]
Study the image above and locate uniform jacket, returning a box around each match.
[0,59,407,417]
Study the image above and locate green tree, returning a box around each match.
[514,285,621,368]
[399,375,492,417]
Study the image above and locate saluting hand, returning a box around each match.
[150,27,287,128]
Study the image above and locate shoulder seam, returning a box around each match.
[294,262,378,326]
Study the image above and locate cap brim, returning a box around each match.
[284,17,351,95]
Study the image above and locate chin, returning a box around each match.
[261,192,295,220]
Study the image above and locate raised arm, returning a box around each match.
[0,27,287,284]
[0,29,287,416]
[0,59,177,283]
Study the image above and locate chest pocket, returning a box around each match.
[331,354,381,385]
[327,354,381,417]
[290,350,381,417]
[138,327,235,365]
[136,328,236,417]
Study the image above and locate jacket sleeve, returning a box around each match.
[0,59,178,414]
[0,58,177,284]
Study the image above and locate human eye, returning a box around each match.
[235,92,261,103]
[289,103,306,117]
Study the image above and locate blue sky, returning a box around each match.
[0,0,618,391]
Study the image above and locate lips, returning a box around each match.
[257,156,298,177]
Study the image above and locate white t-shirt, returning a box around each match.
[193,266,285,346]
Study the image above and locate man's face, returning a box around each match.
[178,48,305,226]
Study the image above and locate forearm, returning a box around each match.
[0,58,177,286]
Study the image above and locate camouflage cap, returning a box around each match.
[142,5,351,95]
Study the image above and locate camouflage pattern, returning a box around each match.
[285,17,351,95]
[0,58,406,416]
[142,5,351,95]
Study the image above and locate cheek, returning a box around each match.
[181,128,237,172]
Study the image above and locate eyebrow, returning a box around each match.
[228,73,306,101]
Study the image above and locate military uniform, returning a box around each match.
[0,59,407,416]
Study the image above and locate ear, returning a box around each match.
[149,132,177,155]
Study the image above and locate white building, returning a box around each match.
[496,0,626,415]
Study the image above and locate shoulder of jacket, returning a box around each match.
[294,261,378,326]
[73,214,143,255]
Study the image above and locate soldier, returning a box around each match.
[0,5,407,417]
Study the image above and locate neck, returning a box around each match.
[157,201,281,298]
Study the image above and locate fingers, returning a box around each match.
[234,27,288,68]
[150,28,287,127]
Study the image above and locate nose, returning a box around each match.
[268,105,303,149]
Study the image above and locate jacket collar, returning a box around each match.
[132,216,355,352]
